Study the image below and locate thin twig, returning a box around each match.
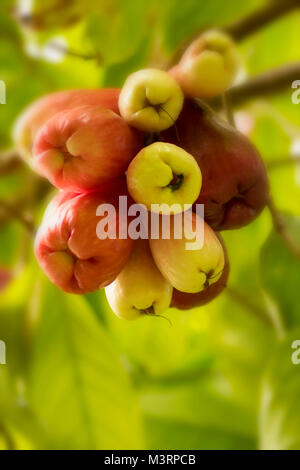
[267,197,300,260]
[169,0,300,65]
[267,155,300,170]
[0,198,35,236]
[226,285,274,328]
[209,62,300,109]
[0,150,22,176]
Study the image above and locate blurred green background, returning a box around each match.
[0,0,300,450]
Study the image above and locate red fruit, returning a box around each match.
[171,234,229,309]
[35,189,133,294]
[162,100,269,230]
[14,88,121,160]
[33,105,143,192]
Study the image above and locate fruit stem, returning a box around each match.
[150,314,173,327]
[221,92,236,128]
[157,105,181,143]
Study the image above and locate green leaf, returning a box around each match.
[242,11,300,75]
[260,214,300,330]
[250,113,300,215]
[140,372,257,441]
[84,0,149,66]
[27,275,144,449]
[260,329,300,450]
[101,35,151,87]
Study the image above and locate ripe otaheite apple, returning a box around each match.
[171,234,229,309]
[35,188,133,294]
[162,100,269,230]
[170,30,240,99]
[150,211,225,294]
[33,105,143,192]
[14,88,121,161]
[105,239,173,320]
[119,69,184,132]
[126,142,202,214]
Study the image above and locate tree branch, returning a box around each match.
[226,285,274,328]
[223,0,300,41]
[170,0,300,65]
[267,197,300,260]
[222,92,236,127]
[208,62,300,109]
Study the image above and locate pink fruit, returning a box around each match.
[14,88,121,160]
[32,105,143,191]
[35,188,133,294]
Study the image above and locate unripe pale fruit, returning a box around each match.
[14,88,120,161]
[118,69,184,132]
[170,30,239,98]
[35,188,133,294]
[33,105,143,192]
[171,234,229,309]
[149,211,225,294]
[105,239,173,320]
[162,100,269,230]
[126,142,202,214]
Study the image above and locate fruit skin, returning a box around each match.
[171,234,229,309]
[170,30,239,99]
[126,142,202,214]
[105,239,173,321]
[33,104,143,192]
[149,211,225,294]
[14,88,121,161]
[162,100,269,231]
[119,69,184,132]
[35,187,133,294]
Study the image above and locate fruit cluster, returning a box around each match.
[14,31,269,320]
